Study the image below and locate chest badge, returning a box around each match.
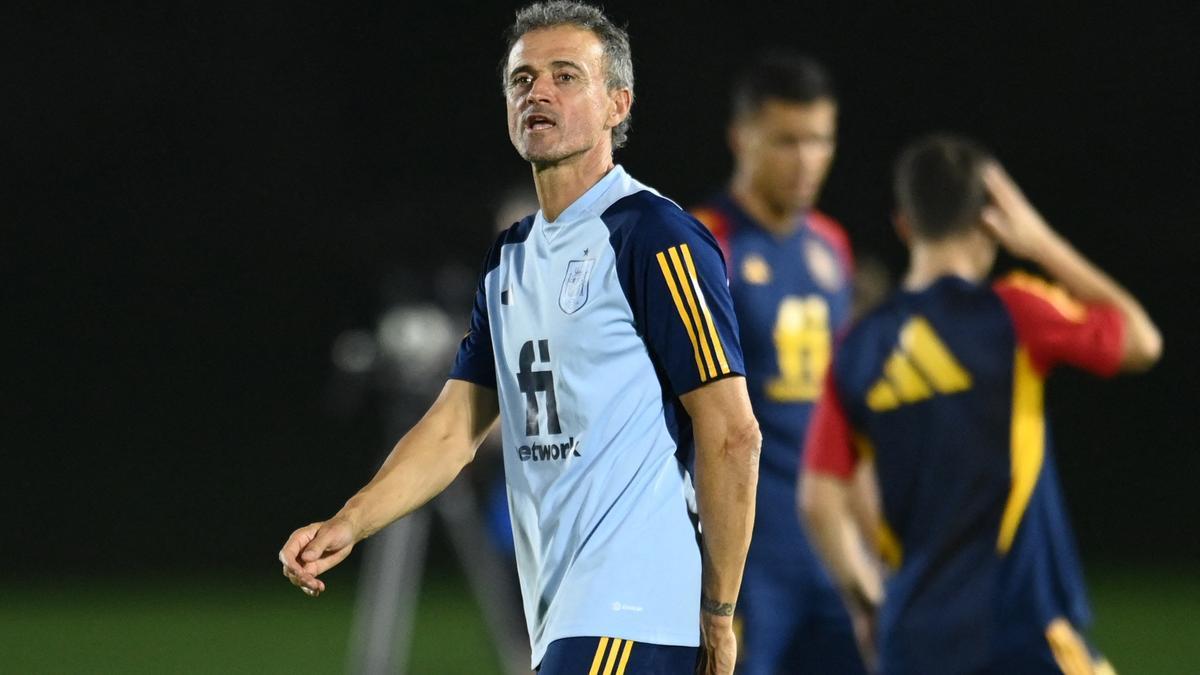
[559,258,596,314]
[741,254,772,285]
[804,239,843,293]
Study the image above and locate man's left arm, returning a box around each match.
[617,205,754,674]
[681,376,760,675]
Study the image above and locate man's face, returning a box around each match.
[504,25,626,166]
[732,97,837,214]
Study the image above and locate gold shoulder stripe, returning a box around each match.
[1004,271,1087,322]
[657,250,710,381]
[601,638,624,675]
[681,243,731,375]
[616,639,635,675]
[588,637,610,675]
[667,246,719,378]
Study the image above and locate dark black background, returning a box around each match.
[7,2,1198,576]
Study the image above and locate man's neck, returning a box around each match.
[730,179,802,237]
[532,147,615,222]
[903,239,988,291]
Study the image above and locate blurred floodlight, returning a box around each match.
[377,304,455,379]
[332,329,379,374]
[494,185,540,233]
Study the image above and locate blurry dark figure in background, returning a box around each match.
[281,3,762,674]
[690,51,871,674]
[323,266,532,675]
[802,134,1161,675]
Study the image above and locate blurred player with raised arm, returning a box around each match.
[801,134,1161,674]
[279,3,760,674]
[691,51,868,674]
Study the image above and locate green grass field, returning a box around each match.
[3,564,1196,674]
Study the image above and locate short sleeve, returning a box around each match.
[808,209,855,277]
[448,244,498,388]
[610,198,745,396]
[993,272,1125,377]
[803,370,857,480]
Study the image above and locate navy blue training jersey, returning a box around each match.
[692,196,852,576]
[805,273,1124,674]
[692,195,854,483]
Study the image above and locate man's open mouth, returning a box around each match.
[525,114,555,131]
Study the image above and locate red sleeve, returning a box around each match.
[808,210,855,276]
[690,206,733,273]
[803,370,857,480]
[993,272,1125,377]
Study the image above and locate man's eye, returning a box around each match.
[511,75,532,87]
[556,73,575,82]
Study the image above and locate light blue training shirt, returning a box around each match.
[450,165,745,668]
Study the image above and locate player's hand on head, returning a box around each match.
[278,518,357,597]
[979,162,1054,260]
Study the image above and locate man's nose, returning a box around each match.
[525,75,554,104]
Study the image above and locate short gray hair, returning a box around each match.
[502,1,635,149]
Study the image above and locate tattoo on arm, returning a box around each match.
[701,594,735,617]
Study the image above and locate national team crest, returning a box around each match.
[559,259,595,314]
[804,240,843,293]
[741,254,772,285]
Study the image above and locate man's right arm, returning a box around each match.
[981,163,1162,372]
[279,379,498,595]
[798,381,883,609]
[799,381,883,666]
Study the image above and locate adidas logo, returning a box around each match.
[866,317,972,411]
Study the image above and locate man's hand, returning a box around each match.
[980,161,1162,371]
[275,380,500,598]
[979,162,1055,260]
[697,612,737,675]
[844,578,882,671]
[278,517,358,597]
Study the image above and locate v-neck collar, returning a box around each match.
[538,165,626,243]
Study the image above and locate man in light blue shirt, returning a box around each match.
[279,3,761,673]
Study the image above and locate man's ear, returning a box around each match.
[608,87,632,129]
[892,211,913,246]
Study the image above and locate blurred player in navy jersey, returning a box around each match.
[691,51,869,675]
[802,134,1161,674]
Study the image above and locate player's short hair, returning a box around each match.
[731,50,836,120]
[893,134,994,241]
[502,1,635,149]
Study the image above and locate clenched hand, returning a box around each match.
[278,517,357,597]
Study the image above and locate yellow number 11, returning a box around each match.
[766,295,831,402]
